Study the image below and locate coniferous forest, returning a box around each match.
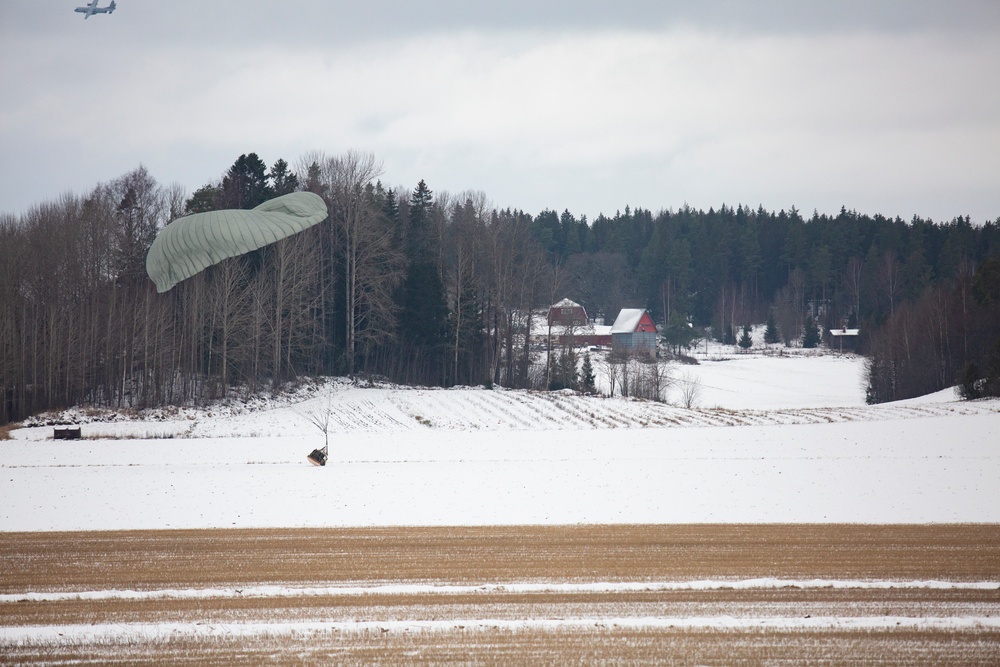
[2,150,999,425]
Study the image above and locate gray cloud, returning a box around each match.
[2,1,998,221]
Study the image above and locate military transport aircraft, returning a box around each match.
[75,0,116,19]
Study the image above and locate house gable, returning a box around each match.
[611,308,656,333]
[634,311,656,333]
[547,298,589,327]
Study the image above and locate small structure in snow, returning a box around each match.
[826,327,860,352]
[53,426,81,440]
[611,308,658,358]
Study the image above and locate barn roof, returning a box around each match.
[551,298,583,309]
[611,308,647,333]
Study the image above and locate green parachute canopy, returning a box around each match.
[145,192,328,293]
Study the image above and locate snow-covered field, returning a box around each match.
[3,353,998,531]
[4,350,999,664]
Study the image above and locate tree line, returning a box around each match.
[2,150,999,424]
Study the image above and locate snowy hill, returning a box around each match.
[4,354,998,531]
[10,354,984,440]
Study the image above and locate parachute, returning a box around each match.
[145,192,328,293]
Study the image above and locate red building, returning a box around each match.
[543,299,612,347]
[547,298,589,327]
[611,309,658,358]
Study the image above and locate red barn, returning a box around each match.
[543,299,611,347]
[547,298,589,327]
[611,308,658,358]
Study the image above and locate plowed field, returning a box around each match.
[2,524,999,665]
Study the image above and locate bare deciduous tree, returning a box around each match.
[845,256,864,320]
[677,370,703,409]
[643,358,674,402]
[879,251,901,317]
[318,151,402,377]
[298,388,334,451]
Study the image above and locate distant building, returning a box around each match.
[611,308,658,358]
[540,299,612,347]
[826,327,860,352]
[547,298,589,327]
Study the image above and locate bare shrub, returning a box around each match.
[630,358,673,402]
[677,371,703,409]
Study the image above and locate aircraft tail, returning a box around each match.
[109,1,116,12]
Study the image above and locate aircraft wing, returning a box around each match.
[75,1,101,18]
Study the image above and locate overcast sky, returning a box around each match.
[2,1,999,222]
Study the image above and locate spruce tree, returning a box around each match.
[221,152,272,209]
[738,324,753,351]
[399,261,447,348]
[382,186,399,226]
[764,311,781,345]
[549,349,578,391]
[396,180,448,382]
[407,179,434,259]
[268,158,299,196]
[802,314,821,348]
[664,312,696,355]
[580,353,597,394]
[303,161,323,195]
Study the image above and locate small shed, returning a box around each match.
[611,308,658,358]
[53,426,82,440]
[826,327,860,352]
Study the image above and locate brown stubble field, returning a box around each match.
[2,524,999,665]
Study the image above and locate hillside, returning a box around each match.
[8,352,981,438]
[4,354,998,531]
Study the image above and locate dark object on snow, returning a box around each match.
[53,426,81,440]
[307,445,328,466]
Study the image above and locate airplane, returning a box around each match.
[75,0,116,19]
